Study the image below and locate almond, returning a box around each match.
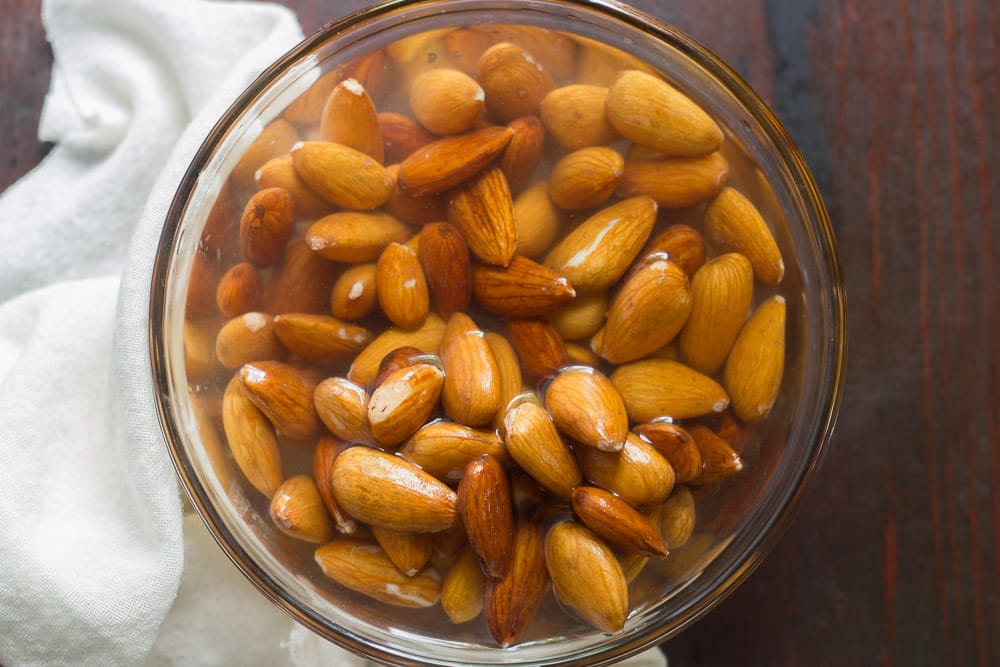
[263,239,340,315]
[619,551,649,584]
[503,398,581,498]
[504,319,568,382]
[314,539,442,608]
[400,421,508,483]
[611,359,730,422]
[446,166,518,267]
[272,313,372,365]
[199,181,237,255]
[186,250,221,319]
[687,425,744,485]
[376,242,430,330]
[544,521,628,633]
[367,362,445,446]
[484,520,548,648]
[371,526,435,576]
[643,224,706,277]
[617,152,730,209]
[656,485,696,549]
[577,432,676,509]
[330,263,378,321]
[499,115,545,194]
[564,342,602,368]
[633,421,704,484]
[605,70,724,157]
[544,366,628,452]
[410,68,485,135]
[438,312,502,427]
[240,187,295,266]
[443,28,493,75]
[221,375,283,498]
[441,545,486,624]
[385,28,451,82]
[185,320,221,381]
[476,42,555,122]
[571,486,667,558]
[678,252,754,374]
[331,446,457,532]
[484,332,524,425]
[571,35,660,86]
[305,211,411,263]
[704,187,784,285]
[372,346,425,389]
[383,163,449,226]
[284,49,391,124]
[319,78,384,162]
[348,313,446,386]
[396,125,514,196]
[543,195,657,293]
[232,118,299,190]
[433,518,469,559]
[215,312,286,370]
[458,454,514,578]
[215,262,262,318]
[548,147,624,211]
[313,435,358,534]
[255,154,333,219]
[546,290,608,341]
[239,361,320,441]
[313,377,373,445]
[723,295,786,422]
[269,475,336,544]
[471,255,576,318]
[473,25,577,81]
[540,84,619,148]
[512,181,562,259]
[418,222,472,319]
[290,141,393,210]
[378,111,437,164]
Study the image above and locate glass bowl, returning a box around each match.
[149,0,847,664]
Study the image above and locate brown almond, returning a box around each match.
[319,78,384,162]
[471,255,576,318]
[199,181,237,255]
[548,147,625,211]
[269,475,336,544]
[216,262,262,318]
[633,422,704,484]
[240,187,295,266]
[617,152,730,209]
[458,454,515,578]
[571,35,660,86]
[284,49,391,124]
[255,154,332,219]
[605,70,724,157]
[544,521,628,633]
[571,486,667,558]
[315,539,441,608]
[441,545,486,624]
[484,520,548,648]
[564,341,602,368]
[291,141,393,210]
[611,359,730,422]
[723,295,786,422]
[371,526,435,576]
[418,222,473,319]
[221,375,283,498]
[330,263,378,321]
[643,224,706,277]
[313,436,358,534]
[331,446,457,532]
[512,181,562,259]
[383,163,450,226]
[504,319,568,382]
[544,366,628,452]
[305,211,411,263]
[396,125,514,196]
[499,115,545,195]
[410,68,485,135]
[215,312,286,370]
[657,485,696,548]
[313,377,373,445]
[186,250,222,319]
[447,166,518,267]
[185,320,221,381]
[232,118,299,190]
[272,313,372,365]
[484,332,524,424]
[239,360,320,440]
[367,362,445,446]
[433,518,469,559]
[376,242,430,330]
[379,111,437,164]
[714,410,749,454]
[546,290,608,341]
[577,432,676,509]
[348,313,446,386]
[443,27,493,74]
[439,312,502,427]
[473,24,577,81]
[540,84,619,148]
[264,239,340,315]
[687,425,744,485]
[372,346,425,389]
[503,399,581,498]
[400,421,508,484]
[705,187,784,285]
[678,253,754,374]
[476,42,555,122]
[543,196,657,293]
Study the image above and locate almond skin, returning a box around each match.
[546,290,608,342]
[544,366,628,452]
[305,211,411,263]
[617,152,730,209]
[330,263,378,321]
[348,313,446,387]
[367,362,445,446]
[633,421,704,484]
[313,377,373,445]
[643,224,706,277]
[216,262,262,318]
[540,84,619,148]
[485,332,524,425]
[446,166,518,268]
[611,359,730,422]
[371,526,434,576]
[272,313,372,365]
[471,255,576,319]
[396,125,514,196]
[418,222,473,319]
[215,312,286,370]
[705,187,785,285]
[319,78,384,162]
[400,421,508,483]
[221,375,283,498]
[577,432,676,509]
[571,486,668,558]
[255,154,333,220]
[499,115,545,195]
[505,319,568,382]
[291,141,394,210]
[240,187,295,266]
[378,111,437,164]
[458,454,515,578]
[723,295,786,422]
[476,42,555,122]
[484,520,548,648]
[657,485,696,549]
[503,399,581,498]
[313,435,358,534]
[269,475,336,544]
[442,545,486,624]
[376,242,431,330]
[239,361,320,440]
[548,147,625,211]
[315,539,442,608]
[512,181,562,259]
[410,68,485,135]
[687,424,745,485]
[263,239,340,315]
[384,163,451,226]
[438,312,502,427]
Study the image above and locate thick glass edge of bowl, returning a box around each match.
[148,0,849,664]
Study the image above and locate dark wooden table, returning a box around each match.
[3,1,997,665]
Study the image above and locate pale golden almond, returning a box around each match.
[269,475,336,544]
[396,125,514,196]
[263,239,341,315]
[611,359,730,422]
[433,518,469,559]
[371,346,425,390]
[255,154,333,220]
[476,42,555,122]
[385,28,451,82]
[383,163,449,226]
[305,211,411,263]
[564,342,602,367]
[216,262,262,318]
[284,49,391,124]
[232,118,299,190]
[546,290,608,341]
[723,295,786,422]
[442,545,486,624]
[548,147,625,211]
[544,521,628,633]
[471,255,576,319]
[313,377,373,445]
[291,141,393,210]
[184,319,221,381]
[543,195,657,293]
[272,313,372,365]
[458,454,515,578]
[215,312,286,370]
[400,421,509,484]
[619,551,649,584]
[315,539,442,608]
[331,446,457,532]
[484,519,548,648]
[221,375,283,498]
[371,526,435,576]
[418,222,472,319]
[687,425,744,485]
[484,332,524,425]
[313,435,358,534]
[512,181,562,259]
[240,187,295,266]
[656,485,696,549]
[504,319,568,381]
[705,187,785,285]
[540,84,619,148]
[617,152,730,209]
[499,115,545,195]
[410,68,485,135]
[570,486,667,558]
[592,257,692,364]
[367,363,445,446]
[503,399,581,498]
[606,70,724,157]
[577,432,676,509]
[571,35,660,86]
[443,27,493,75]
[375,242,430,330]
[439,312,502,427]
[319,78,384,162]
[447,166,518,267]
[643,224,706,277]
[378,111,437,164]
[472,24,577,81]
[632,421,703,484]
[239,360,320,440]
[678,252,754,374]
[283,68,343,126]
[330,263,378,321]
[190,389,235,490]
[348,313,446,386]
[544,365,628,452]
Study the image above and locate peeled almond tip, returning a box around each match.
[291,140,306,152]
[713,398,729,412]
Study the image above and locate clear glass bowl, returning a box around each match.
[149,1,847,664]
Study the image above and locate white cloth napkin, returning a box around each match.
[0,1,668,665]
